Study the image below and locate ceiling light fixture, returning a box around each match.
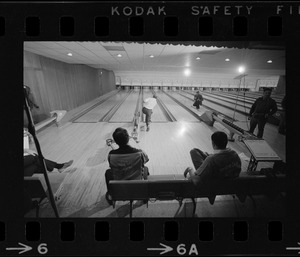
[117,54,122,58]
[225,58,230,62]
[149,54,154,58]
[196,57,201,60]
[267,60,272,63]
[67,53,72,56]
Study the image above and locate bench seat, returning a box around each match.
[109,173,286,218]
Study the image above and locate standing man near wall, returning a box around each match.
[24,85,39,126]
[278,95,286,135]
[248,87,277,138]
[142,94,157,132]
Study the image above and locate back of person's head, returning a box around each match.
[113,127,129,146]
[211,131,228,149]
[153,94,157,99]
[196,91,200,94]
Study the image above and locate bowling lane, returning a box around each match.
[156,91,200,122]
[143,90,169,122]
[207,91,283,112]
[208,91,253,107]
[217,91,284,106]
[179,90,246,122]
[74,90,130,123]
[201,91,252,113]
[184,90,252,114]
[109,90,140,122]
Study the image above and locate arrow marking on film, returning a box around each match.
[6,242,32,254]
[286,242,300,254]
[147,243,173,255]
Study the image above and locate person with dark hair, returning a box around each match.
[183,131,241,187]
[193,91,203,110]
[142,94,157,131]
[105,127,150,205]
[24,148,73,176]
[278,95,286,135]
[248,88,277,138]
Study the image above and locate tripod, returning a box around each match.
[24,86,59,218]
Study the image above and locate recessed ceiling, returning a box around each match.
[24,41,285,77]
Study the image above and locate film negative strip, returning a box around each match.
[1,1,299,256]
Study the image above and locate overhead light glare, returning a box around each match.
[149,54,154,58]
[267,60,272,63]
[225,58,230,62]
[184,69,191,76]
[196,57,201,60]
[67,53,72,56]
[238,66,245,73]
[117,54,122,58]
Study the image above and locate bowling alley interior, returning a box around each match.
[24,41,286,218]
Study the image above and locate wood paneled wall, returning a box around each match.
[98,68,116,95]
[24,51,116,123]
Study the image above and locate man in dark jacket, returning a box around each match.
[249,88,277,138]
[193,91,203,110]
[105,127,149,205]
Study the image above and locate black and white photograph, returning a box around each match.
[23,41,286,218]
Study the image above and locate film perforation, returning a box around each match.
[60,16,75,37]
[129,221,144,241]
[268,16,282,36]
[129,16,144,37]
[60,221,75,242]
[233,221,248,241]
[95,221,110,241]
[94,16,109,37]
[163,16,178,37]
[25,221,40,242]
[198,221,214,241]
[25,16,40,37]
[0,16,5,36]
[198,16,213,36]
[233,16,248,37]
[268,221,283,241]
[164,221,179,241]
[0,221,5,241]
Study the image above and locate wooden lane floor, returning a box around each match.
[109,90,139,122]
[156,91,200,122]
[73,90,130,123]
[212,90,284,106]
[176,90,247,122]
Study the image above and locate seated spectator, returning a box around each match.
[184,131,241,188]
[105,127,149,205]
[24,148,73,176]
